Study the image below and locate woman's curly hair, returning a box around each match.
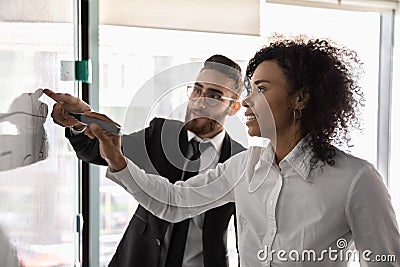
[246,34,365,166]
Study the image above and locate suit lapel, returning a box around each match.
[178,127,189,161]
[218,133,232,163]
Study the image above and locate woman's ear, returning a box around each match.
[228,100,241,116]
[294,88,310,110]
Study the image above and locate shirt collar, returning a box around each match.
[260,135,314,182]
[282,136,314,182]
[187,129,226,155]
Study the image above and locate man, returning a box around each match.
[45,55,245,267]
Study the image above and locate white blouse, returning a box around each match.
[106,138,400,267]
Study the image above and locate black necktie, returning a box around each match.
[165,140,201,267]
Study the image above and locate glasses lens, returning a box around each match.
[187,85,196,98]
[187,85,229,107]
[205,92,222,101]
[204,98,219,107]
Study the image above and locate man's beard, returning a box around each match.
[184,103,230,136]
[184,117,221,136]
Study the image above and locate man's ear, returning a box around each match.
[228,100,241,116]
[294,88,310,110]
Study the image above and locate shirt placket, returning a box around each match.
[262,167,283,267]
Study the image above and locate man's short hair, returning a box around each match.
[202,54,243,96]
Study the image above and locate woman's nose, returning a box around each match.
[242,95,251,108]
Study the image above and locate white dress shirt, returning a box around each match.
[106,137,400,267]
[158,129,225,267]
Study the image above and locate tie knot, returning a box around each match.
[183,139,216,178]
[189,139,212,160]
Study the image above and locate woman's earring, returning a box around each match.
[293,109,302,122]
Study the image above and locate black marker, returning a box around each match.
[69,113,122,135]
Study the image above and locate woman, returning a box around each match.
[88,35,400,266]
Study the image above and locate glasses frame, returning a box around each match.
[186,85,237,107]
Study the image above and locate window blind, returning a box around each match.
[99,0,260,35]
[266,0,399,12]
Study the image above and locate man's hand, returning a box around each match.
[43,89,91,129]
[84,112,127,172]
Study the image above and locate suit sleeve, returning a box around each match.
[65,128,107,165]
[65,118,160,166]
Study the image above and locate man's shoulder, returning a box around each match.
[223,133,246,156]
[231,138,246,154]
[148,117,184,130]
[144,117,186,144]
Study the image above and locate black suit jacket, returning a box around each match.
[67,118,246,267]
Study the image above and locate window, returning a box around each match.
[0,17,78,267]
[261,3,380,166]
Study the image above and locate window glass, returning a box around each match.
[0,1,77,266]
[262,3,380,167]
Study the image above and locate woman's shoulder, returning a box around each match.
[325,147,377,181]
[333,147,371,168]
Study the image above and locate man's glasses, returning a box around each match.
[186,85,237,107]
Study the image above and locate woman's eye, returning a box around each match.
[257,86,266,93]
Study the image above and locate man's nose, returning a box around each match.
[193,95,207,107]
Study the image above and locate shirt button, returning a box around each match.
[155,238,161,246]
